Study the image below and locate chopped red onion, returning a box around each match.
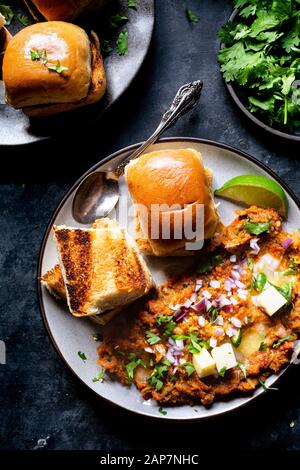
[230,255,237,263]
[223,305,233,313]
[250,238,260,255]
[202,290,212,299]
[209,337,217,348]
[175,339,184,350]
[210,280,220,289]
[235,280,246,289]
[174,306,189,322]
[189,293,198,303]
[169,304,182,311]
[224,278,236,291]
[230,296,238,306]
[211,300,218,308]
[244,316,248,325]
[198,315,206,327]
[206,300,212,311]
[192,298,206,312]
[251,295,259,307]
[196,279,203,286]
[216,315,224,326]
[217,294,232,308]
[194,284,201,293]
[172,367,178,374]
[166,349,176,364]
[214,327,224,337]
[230,317,242,328]
[282,237,293,250]
[231,270,240,281]
[237,289,248,300]
[183,299,193,308]
[225,326,237,338]
[144,347,153,354]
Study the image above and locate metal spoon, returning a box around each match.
[72,80,203,224]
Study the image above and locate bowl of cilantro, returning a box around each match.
[218,0,300,142]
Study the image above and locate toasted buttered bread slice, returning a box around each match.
[41,264,123,325]
[53,219,153,317]
[24,31,106,117]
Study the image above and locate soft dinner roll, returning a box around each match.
[2,21,106,116]
[23,0,108,21]
[125,148,220,256]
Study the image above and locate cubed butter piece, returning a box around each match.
[193,348,216,378]
[257,285,287,317]
[211,343,237,373]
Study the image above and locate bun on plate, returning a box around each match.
[125,148,220,256]
[2,21,106,117]
[23,0,108,21]
[49,218,153,320]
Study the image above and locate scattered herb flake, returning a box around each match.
[78,351,87,362]
[219,366,227,378]
[159,407,167,415]
[92,369,105,382]
[0,4,13,25]
[252,272,267,292]
[259,378,279,392]
[16,13,29,25]
[92,332,103,341]
[125,354,146,382]
[116,29,129,55]
[146,331,161,345]
[109,12,128,30]
[148,359,170,391]
[197,254,223,274]
[157,315,174,325]
[127,0,136,8]
[47,60,68,74]
[273,335,295,349]
[237,360,247,378]
[101,39,112,55]
[247,257,254,270]
[186,8,199,23]
[244,221,270,235]
[184,362,195,376]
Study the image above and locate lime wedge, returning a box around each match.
[214,174,288,218]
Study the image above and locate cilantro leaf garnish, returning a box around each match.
[92,369,105,382]
[244,221,270,235]
[157,315,174,325]
[125,354,146,382]
[146,331,161,345]
[251,272,267,291]
[219,366,227,378]
[259,378,279,392]
[78,351,87,362]
[148,359,170,391]
[128,0,136,8]
[109,12,128,29]
[218,1,300,132]
[183,362,195,376]
[101,39,112,55]
[48,60,68,74]
[16,13,29,25]
[197,254,223,274]
[272,335,295,349]
[159,407,167,415]
[116,29,129,55]
[186,8,199,23]
[0,4,14,25]
[237,360,247,378]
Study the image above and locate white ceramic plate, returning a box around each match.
[38,137,300,420]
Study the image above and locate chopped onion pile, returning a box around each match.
[250,238,260,255]
[282,237,293,250]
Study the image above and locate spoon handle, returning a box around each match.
[114,80,203,176]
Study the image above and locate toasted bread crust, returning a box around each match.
[54,227,93,314]
[40,264,66,299]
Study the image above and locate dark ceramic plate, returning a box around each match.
[0,0,155,146]
[221,9,300,143]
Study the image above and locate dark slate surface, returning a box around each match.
[0,0,300,451]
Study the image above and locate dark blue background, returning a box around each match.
[0,0,299,450]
